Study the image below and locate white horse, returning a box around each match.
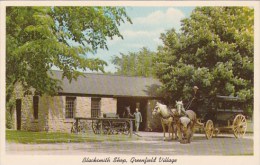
[152,102,178,141]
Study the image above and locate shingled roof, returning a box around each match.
[51,70,162,98]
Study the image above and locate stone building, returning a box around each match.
[12,71,162,132]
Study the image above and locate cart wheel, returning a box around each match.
[77,124,84,133]
[71,121,82,133]
[123,121,130,135]
[92,120,101,134]
[102,120,112,135]
[233,114,247,138]
[205,120,214,139]
[71,122,77,133]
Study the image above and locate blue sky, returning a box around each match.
[91,7,195,73]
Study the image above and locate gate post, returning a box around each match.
[75,118,79,134]
[100,120,103,135]
[130,120,133,137]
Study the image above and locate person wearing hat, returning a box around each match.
[133,108,142,133]
[191,85,200,114]
[193,86,199,99]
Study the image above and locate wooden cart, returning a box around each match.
[71,113,135,137]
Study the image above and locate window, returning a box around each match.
[65,97,76,118]
[33,96,39,119]
[91,98,101,118]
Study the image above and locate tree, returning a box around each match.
[6,7,131,108]
[154,7,253,114]
[112,47,156,77]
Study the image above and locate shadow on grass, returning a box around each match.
[6,130,139,144]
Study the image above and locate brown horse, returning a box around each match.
[123,106,133,118]
[175,101,204,142]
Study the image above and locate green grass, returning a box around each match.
[6,130,138,144]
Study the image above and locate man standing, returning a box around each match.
[133,108,142,133]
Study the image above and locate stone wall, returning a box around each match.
[10,83,24,130]
[47,96,67,132]
[101,98,117,116]
[75,97,91,118]
[17,95,117,132]
[21,95,34,131]
[46,96,117,133]
[18,95,48,131]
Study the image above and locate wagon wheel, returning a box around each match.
[92,120,101,134]
[71,121,83,133]
[102,120,112,135]
[110,121,121,135]
[205,120,214,139]
[233,114,247,138]
[79,121,88,133]
[122,121,130,135]
[77,123,84,133]
[71,122,77,133]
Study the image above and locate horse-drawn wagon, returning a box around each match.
[199,95,247,139]
[71,113,135,136]
[152,93,248,143]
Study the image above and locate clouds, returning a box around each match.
[112,7,185,50]
[94,7,191,72]
[134,8,185,29]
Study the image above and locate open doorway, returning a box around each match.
[16,99,21,130]
[117,97,147,131]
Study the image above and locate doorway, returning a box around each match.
[16,99,21,130]
[117,97,147,131]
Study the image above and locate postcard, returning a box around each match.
[0,1,259,165]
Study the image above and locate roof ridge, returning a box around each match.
[50,70,157,79]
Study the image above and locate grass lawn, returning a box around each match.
[6,130,138,144]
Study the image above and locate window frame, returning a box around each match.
[65,97,76,119]
[91,98,101,118]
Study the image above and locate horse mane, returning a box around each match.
[156,102,167,109]
[156,102,177,117]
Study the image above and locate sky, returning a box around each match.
[89,7,195,73]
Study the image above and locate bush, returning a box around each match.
[150,117,163,132]
[6,111,14,129]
